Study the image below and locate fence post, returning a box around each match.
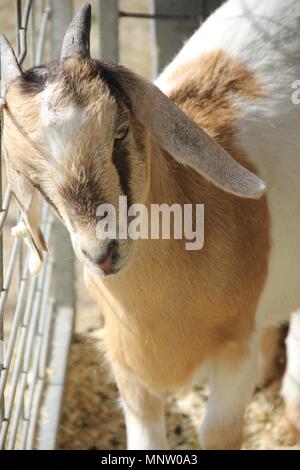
[96,0,119,62]
[150,0,205,78]
[37,0,76,450]
[204,0,224,17]
[50,0,73,60]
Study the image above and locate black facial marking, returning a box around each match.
[95,60,131,108]
[20,60,61,95]
[19,57,132,111]
[25,175,62,219]
[37,186,62,219]
[59,166,106,222]
[112,140,131,206]
[60,69,89,107]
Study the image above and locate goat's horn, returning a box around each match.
[0,34,22,85]
[61,3,91,60]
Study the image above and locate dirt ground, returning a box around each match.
[1,0,299,451]
[57,320,300,450]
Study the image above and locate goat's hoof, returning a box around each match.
[199,421,243,450]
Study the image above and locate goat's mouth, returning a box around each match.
[97,251,120,276]
[90,241,121,276]
[99,265,120,276]
[85,254,121,277]
[96,241,118,273]
[97,239,134,277]
[73,236,132,278]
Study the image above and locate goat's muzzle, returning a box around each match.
[82,239,119,275]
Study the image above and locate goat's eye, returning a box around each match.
[115,125,129,141]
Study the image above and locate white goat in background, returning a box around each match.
[1,0,300,449]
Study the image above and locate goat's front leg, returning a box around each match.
[281,311,300,440]
[200,336,259,450]
[112,363,168,450]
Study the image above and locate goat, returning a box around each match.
[1,0,300,450]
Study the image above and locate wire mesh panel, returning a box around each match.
[0,0,75,450]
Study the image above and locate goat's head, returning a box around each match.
[1,3,266,276]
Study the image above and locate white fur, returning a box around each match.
[123,406,168,450]
[282,311,300,406]
[38,84,87,162]
[200,334,259,449]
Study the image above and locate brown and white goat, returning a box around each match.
[1,0,300,449]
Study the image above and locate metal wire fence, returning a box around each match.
[0,0,75,450]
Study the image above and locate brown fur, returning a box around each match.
[86,51,271,394]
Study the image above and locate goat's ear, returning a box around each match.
[0,35,22,111]
[116,68,266,199]
[0,34,22,87]
[6,161,48,275]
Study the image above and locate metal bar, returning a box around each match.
[18,0,34,65]
[150,0,205,78]
[96,0,119,62]
[50,0,73,61]
[0,21,4,426]
[119,12,201,20]
[15,0,22,55]
[0,189,13,235]
[35,6,51,65]
[2,280,39,415]
[204,0,224,17]
[38,299,54,379]
[2,256,30,449]
[21,261,53,448]
[22,270,47,373]
[6,373,27,449]
[0,239,21,324]
[29,0,36,65]
[2,259,29,371]
[19,339,43,449]
[5,246,53,449]
[25,378,43,449]
[36,304,74,450]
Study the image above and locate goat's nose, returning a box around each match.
[82,240,118,273]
